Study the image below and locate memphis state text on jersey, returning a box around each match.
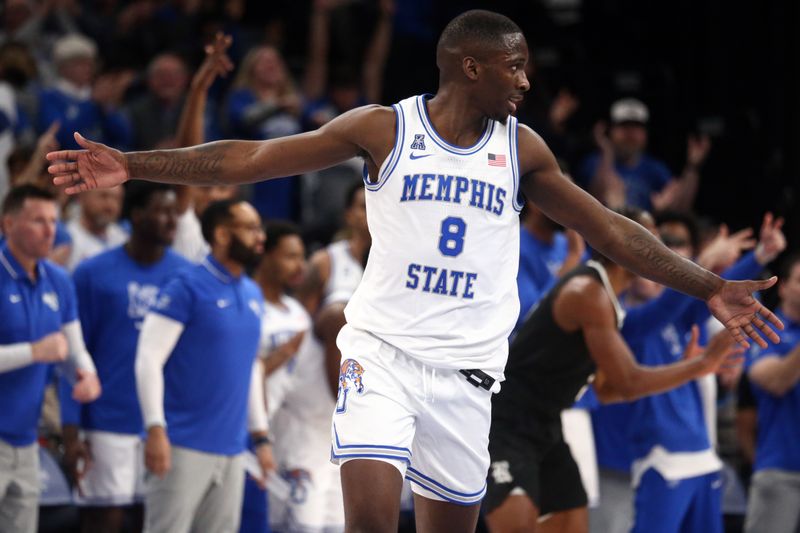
[400,172,508,299]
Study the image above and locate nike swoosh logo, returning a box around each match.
[217,299,231,308]
[409,153,433,160]
[9,295,21,303]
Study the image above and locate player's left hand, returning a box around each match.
[707,278,783,349]
[254,443,275,489]
[72,368,102,402]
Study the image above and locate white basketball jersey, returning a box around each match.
[261,294,311,419]
[322,240,365,306]
[345,95,523,375]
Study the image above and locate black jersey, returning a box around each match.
[493,263,621,423]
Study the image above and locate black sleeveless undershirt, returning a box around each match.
[493,265,605,423]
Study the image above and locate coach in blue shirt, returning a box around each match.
[745,252,800,533]
[59,182,191,530]
[135,199,272,533]
[0,185,100,532]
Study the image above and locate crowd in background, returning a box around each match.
[0,1,798,532]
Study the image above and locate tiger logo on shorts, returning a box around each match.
[336,359,365,413]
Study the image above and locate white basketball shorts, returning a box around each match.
[74,430,145,506]
[331,324,495,505]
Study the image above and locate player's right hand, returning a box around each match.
[31,332,68,363]
[47,132,129,195]
[145,426,172,478]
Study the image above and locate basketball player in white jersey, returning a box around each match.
[264,194,367,531]
[243,221,310,532]
[49,10,783,532]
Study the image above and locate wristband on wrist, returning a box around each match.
[253,434,271,447]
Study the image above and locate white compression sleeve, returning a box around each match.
[135,313,184,429]
[248,358,269,433]
[0,343,33,373]
[62,320,96,373]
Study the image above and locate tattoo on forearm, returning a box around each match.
[128,143,230,184]
[625,232,719,299]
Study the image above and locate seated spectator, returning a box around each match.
[65,186,127,271]
[225,44,301,221]
[581,98,710,212]
[125,52,192,150]
[36,33,131,152]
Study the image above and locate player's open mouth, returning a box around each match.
[508,95,523,112]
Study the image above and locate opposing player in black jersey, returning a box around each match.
[485,208,743,533]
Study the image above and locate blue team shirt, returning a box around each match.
[517,228,569,327]
[151,255,264,455]
[620,252,762,459]
[0,242,77,446]
[580,153,672,211]
[748,309,800,472]
[60,246,192,434]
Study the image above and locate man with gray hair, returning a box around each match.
[37,33,131,151]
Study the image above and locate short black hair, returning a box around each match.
[2,184,56,216]
[437,10,522,56]
[655,210,700,252]
[264,221,302,253]
[122,182,174,221]
[344,180,364,211]
[200,198,240,245]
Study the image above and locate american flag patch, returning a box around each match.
[488,153,507,167]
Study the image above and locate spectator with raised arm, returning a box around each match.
[581,98,711,212]
[172,32,237,263]
[125,52,191,150]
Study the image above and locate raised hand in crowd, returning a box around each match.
[686,133,712,169]
[591,120,626,208]
[697,225,756,273]
[549,88,580,133]
[754,212,786,265]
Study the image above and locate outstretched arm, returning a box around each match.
[519,124,781,347]
[558,283,741,403]
[48,105,395,193]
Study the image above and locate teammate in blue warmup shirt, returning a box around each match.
[621,214,785,533]
[59,182,190,532]
[0,185,100,532]
[50,11,783,532]
[134,199,272,533]
[745,252,800,533]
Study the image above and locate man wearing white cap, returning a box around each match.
[581,97,710,212]
[37,33,131,152]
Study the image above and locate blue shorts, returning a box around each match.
[632,469,722,533]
